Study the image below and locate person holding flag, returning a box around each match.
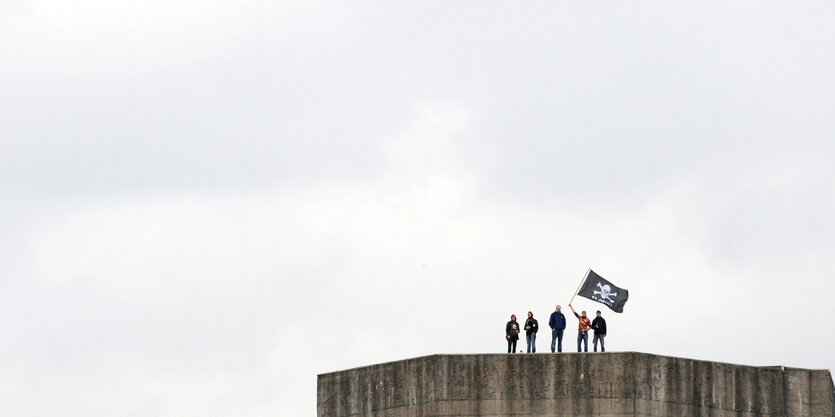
[572,269,629,313]
[568,304,591,352]
[567,269,628,353]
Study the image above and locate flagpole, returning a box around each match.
[569,267,591,306]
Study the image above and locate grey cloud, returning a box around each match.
[2,1,835,417]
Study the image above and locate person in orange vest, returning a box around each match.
[569,304,591,352]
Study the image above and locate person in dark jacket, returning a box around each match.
[591,310,607,352]
[524,311,538,353]
[548,305,567,353]
[505,314,520,353]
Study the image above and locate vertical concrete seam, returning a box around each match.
[632,351,637,417]
[781,365,789,417]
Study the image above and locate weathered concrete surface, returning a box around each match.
[317,352,835,417]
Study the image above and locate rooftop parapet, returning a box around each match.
[318,352,835,416]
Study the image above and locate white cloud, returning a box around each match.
[0,0,334,73]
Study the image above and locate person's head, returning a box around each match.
[527,311,533,318]
[511,314,516,321]
[581,311,587,317]
[596,310,602,317]
[556,305,561,312]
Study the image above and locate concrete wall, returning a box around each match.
[317,352,834,417]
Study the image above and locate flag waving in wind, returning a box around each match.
[577,269,629,313]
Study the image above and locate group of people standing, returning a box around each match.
[505,304,607,353]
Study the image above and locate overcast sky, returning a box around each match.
[2,1,835,416]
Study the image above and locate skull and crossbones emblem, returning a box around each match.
[593,282,617,302]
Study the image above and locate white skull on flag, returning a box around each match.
[594,282,617,302]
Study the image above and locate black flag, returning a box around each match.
[577,270,629,313]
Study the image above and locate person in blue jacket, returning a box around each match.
[548,305,567,353]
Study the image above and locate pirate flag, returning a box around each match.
[577,270,629,313]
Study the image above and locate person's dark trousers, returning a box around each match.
[593,334,605,352]
[577,332,588,352]
[551,329,564,353]
[526,334,536,353]
[507,339,517,353]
